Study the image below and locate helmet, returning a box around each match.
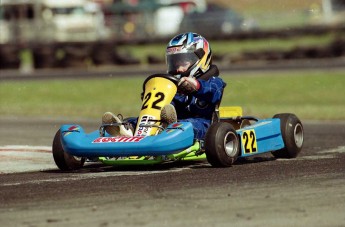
[166,32,212,79]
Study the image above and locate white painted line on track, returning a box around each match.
[317,146,345,154]
[298,155,337,160]
[0,145,54,174]
[0,145,51,152]
[275,146,345,161]
[2,145,344,180]
[0,145,197,183]
[1,168,187,186]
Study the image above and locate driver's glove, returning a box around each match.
[177,77,200,94]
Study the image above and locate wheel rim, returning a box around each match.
[65,152,83,163]
[73,156,83,161]
[224,131,238,157]
[294,123,304,148]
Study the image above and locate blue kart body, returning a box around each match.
[237,119,284,157]
[52,74,303,170]
[60,122,195,157]
[58,118,284,159]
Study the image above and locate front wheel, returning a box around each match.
[272,113,304,158]
[205,122,240,167]
[52,130,85,171]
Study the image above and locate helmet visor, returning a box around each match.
[167,52,199,75]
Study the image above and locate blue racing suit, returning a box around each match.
[128,66,226,140]
[173,75,226,139]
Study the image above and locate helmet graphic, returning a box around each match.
[166,32,212,79]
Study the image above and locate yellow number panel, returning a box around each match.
[241,129,258,154]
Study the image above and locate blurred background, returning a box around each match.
[0,0,344,71]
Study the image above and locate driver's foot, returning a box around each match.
[102,112,133,136]
[160,104,177,128]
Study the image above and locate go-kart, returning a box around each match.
[52,74,304,170]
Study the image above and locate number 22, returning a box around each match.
[242,130,258,154]
[141,92,165,110]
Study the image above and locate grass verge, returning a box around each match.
[119,34,338,64]
[0,70,344,121]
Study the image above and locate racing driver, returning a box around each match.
[102,32,226,140]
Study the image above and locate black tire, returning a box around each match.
[0,46,20,69]
[91,43,115,65]
[205,122,240,167]
[272,113,304,158]
[32,47,57,69]
[52,130,85,171]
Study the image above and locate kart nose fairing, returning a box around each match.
[59,122,195,157]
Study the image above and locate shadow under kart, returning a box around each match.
[52,74,304,171]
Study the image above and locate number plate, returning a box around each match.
[241,129,258,154]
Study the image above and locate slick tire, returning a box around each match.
[52,130,85,171]
[205,122,240,167]
[272,113,304,158]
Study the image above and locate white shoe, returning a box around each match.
[102,112,133,137]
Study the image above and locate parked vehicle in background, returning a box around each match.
[0,0,110,69]
[102,0,202,39]
[312,0,345,25]
[179,3,258,38]
[154,0,206,37]
[0,0,109,43]
[0,0,207,70]
[5,0,340,71]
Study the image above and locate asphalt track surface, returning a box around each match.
[1,61,345,226]
[0,117,345,227]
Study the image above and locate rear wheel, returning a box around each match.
[52,130,85,171]
[205,122,240,167]
[272,113,304,158]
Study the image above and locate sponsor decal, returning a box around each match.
[135,115,155,136]
[93,136,145,143]
[68,125,79,131]
[166,123,183,133]
[166,46,182,54]
[172,123,183,128]
[63,125,79,136]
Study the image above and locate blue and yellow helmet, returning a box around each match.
[166,32,212,79]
